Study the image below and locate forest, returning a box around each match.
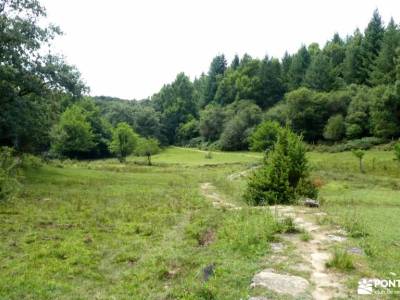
[1,2,400,159]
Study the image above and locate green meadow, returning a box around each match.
[0,147,399,299]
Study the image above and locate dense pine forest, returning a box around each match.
[1,2,400,158]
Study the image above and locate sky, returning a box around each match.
[41,0,400,100]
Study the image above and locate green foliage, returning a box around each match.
[177,118,199,144]
[287,46,311,90]
[370,19,400,85]
[152,73,197,144]
[286,87,337,141]
[51,105,96,157]
[0,147,20,201]
[109,123,138,162]
[199,104,225,142]
[250,121,281,152]
[204,55,227,105]
[219,101,262,150]
[0,0,86,152]
[369,85,400,139]
[326,249,355,271]
[323,114,345,141]
[245,128,317,205]
[135,138,161,165]
[352,149,366,173]
[394,142,400,162]
[305,52,336,91]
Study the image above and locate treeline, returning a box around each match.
[1,3,400,159]
[138,9,400,150]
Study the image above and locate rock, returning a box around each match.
[249,297,269,300]
[203,264,215,281]
[251,270,310,297]
[270,242,285,252]
[304,198,319,208]
[347,247,363,255]
[327,234,347,242]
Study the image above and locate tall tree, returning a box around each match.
[323,33,346,82]
[0,0,86,152]
[152,73,197,144]
[203,54,227,105]
[370,18,400,85]
[305,52,336,91]
[362,9,385,84]
[231,54,240,70]
[258,56,286,108]
[287,46,311,90]
[343,29,365,85]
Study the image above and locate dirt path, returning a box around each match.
[270,205,348,300]
[200,182,349,299]
[200,182,240,210]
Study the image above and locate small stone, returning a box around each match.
[203,264,215,281]
[327,234,347,242]
[251,270,310,297]
[347,247,363,255]
[304,198,319,208]
[270,242,285,252]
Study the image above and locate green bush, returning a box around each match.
[250,120,281,152]
[0,147,20,201]
[394,142,400,162]
[245,128,317,205]
[20,154,43,170]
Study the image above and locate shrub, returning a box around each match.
[20,154,43,170]
[245,128,317,205]
[323,114,345,141]
[395,142,400,162]
[0,147,20,201]
[250,120,281,152]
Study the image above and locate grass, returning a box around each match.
[311,150,400,278]
[0,149,272,300]
[1,147,399,298]
[326,248,355,271]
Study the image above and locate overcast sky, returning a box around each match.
[41,0,400,100]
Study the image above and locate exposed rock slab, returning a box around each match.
[250,270,310,297]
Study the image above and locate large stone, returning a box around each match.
[304,198,320,208]
[251,270,310,297]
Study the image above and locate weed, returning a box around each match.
[326,249,355,271]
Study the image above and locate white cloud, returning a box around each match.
[41,0,400,99]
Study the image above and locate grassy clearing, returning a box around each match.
[1,147,399,298]
[0,149,271,300]
[310,150,400,278]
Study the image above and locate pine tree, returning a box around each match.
[323,33,346,80]
[245,128,317,205]
[287,46,311,90]
[361,9,385,84]
[343,29,365,84]
[370,18,400,85]
[258,56,286,108]
[305,53,335,91]
[203,55,227,105]
[231,54,240,70]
